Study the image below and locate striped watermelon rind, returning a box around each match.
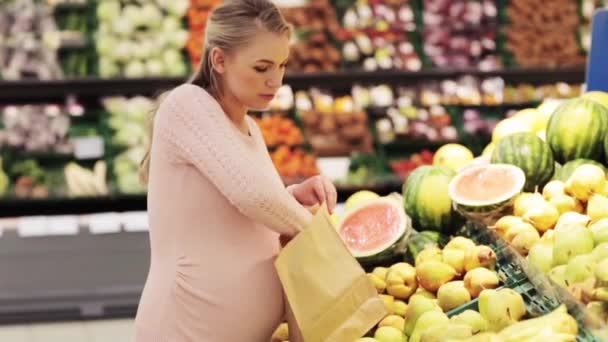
[403,165,462,234]
[448,164,526,225]
[553,158,608,182]
[491,132,555,192]
[337,196,413,266]
[546,98,608,164]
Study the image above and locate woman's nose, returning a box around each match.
[266,75,282,88]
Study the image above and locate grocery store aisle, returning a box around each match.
[0,318,135,342]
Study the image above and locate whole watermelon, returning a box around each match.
[553,158,608,182]
[491,132,554,192]
[546,98,608,163]
[403,165,462,234]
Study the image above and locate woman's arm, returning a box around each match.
[155,84,312,236]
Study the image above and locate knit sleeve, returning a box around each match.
[154,84,312,236]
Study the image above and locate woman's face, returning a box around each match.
[216,30,290,111]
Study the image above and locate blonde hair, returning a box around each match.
[139,0,291,184]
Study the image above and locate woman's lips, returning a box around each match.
[259,94,275,101]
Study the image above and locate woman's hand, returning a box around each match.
[287,175,337,214]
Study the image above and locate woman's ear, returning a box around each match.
[210,47,227,74]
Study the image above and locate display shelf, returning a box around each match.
[0,182,405,218]
[0,195,147,218]
[0,67,586,103]
[0,229,148,324]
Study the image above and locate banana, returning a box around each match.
[93,160,109,195]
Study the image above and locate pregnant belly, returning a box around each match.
[170,254,285,341]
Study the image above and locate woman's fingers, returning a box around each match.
[321,176,337,213]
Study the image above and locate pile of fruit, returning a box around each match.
[271,228,580,341]
[488,162,608,325]
[252,114,304,148]
[94,0,189,78]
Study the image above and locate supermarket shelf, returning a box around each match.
[0,229,148,324]
[0,182,404,217]
[0,67,586,102]
[0,195,147,218]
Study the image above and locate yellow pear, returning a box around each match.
[490,216,524,238]
[464,245,497,271]
[392,300,407,317]
[523,202,560,232]
[514,192,546,217]
[378,315,405,332]
[543,180,565,201]
[587,193,608,222]
[549,194,583,215]
[463,268,500,298]
[416,261,457,292]
[554,212,591,231]
[565,164,606,201]
[367,273,387,294]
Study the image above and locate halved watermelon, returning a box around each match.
[337,196,412,266]
[448,164,526,225]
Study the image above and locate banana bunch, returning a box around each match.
[0,157,8,195]
[64,161,108,197]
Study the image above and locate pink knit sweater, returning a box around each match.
[134,84,312,341]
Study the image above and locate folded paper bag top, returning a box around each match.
[275,203,388,342]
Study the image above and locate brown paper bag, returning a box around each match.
[275,204,387,342]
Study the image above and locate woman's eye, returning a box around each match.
[254,66,268,73]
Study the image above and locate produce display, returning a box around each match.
[269,146,319,180]
[390,150,434,181]
[503,0,586,67]
[64,160,109,197]
[252,114,304,147]
[95,0,190,78]
[296,90,374,156]
[280,0,342,72]
[0,0,64,80]
[0,103,77,154]
[186,0,222,68]
[422,0,500,70]
[53,1,91,77]
[339,0,422,71]
[102,95,154,194]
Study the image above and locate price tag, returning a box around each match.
[88,213,122,234]
[72,136,104,160]
[47,215,80,236]
[122,211,149,232]
[17,216,48,237]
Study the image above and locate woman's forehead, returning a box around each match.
[238,31,290,62]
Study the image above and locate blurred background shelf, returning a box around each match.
[0,67,586,103]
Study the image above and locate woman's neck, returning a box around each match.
[215,90,249,135]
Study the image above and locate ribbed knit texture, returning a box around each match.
[134,84,312,341]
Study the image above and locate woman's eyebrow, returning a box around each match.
[256,58,289,64]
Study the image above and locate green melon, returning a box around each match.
[546,98,608,163]
[448,164,526,225]
[491,132,555,192]
[337,196,412,266]
[553,158,608,182]
[403,165,462,234]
